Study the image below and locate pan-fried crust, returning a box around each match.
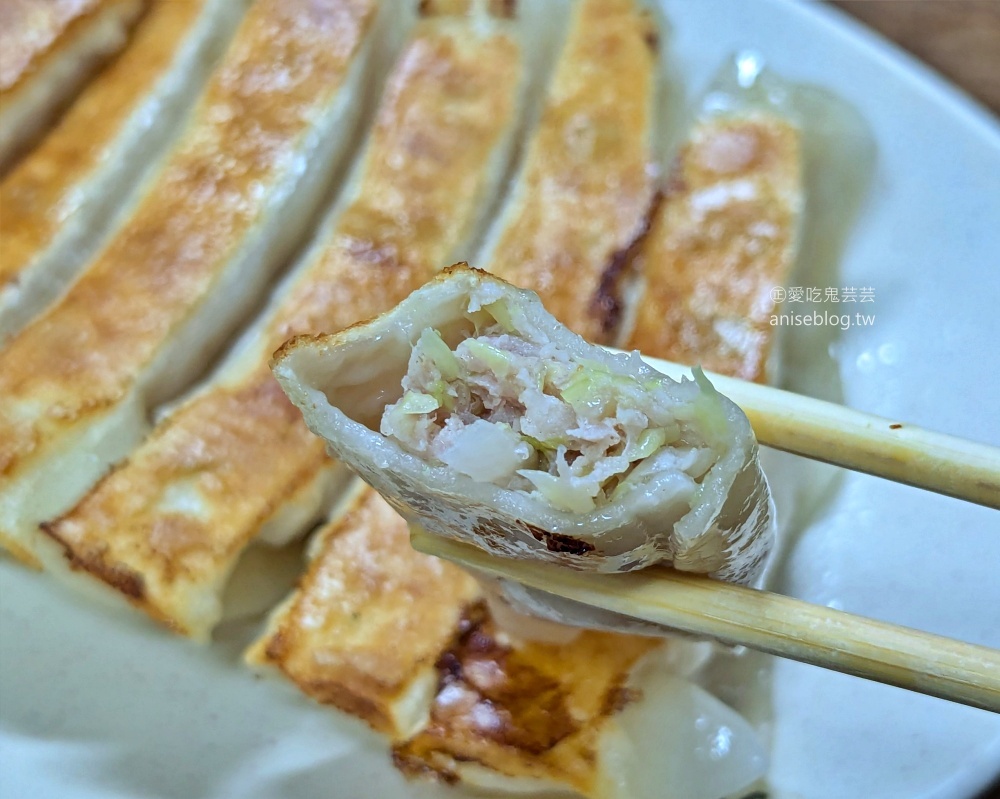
[0,0,244,340]
[0,0,380,562]
[40,10,525,638]
[626,114,802,382]
[248,486,481,738]
[267,17,523,342]
[250,486,662,790]
[0,0,206,283]
[0,0,147,170]
[481,0,658,343]
[393,601,658,792]
[0,0,379,472]
[40,376,331,636]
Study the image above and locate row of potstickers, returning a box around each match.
[34,0,532,637]
[0,3,809,799]
[253,3,804,799]
[0,0,253,341]
[0,0,393,565]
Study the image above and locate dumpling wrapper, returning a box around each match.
[273,265,773,596]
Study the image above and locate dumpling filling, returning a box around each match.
[273,265,773,585]
[381,309,727,514]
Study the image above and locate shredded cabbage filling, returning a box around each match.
[380,305,724,514]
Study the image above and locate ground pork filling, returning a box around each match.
[380,311,723,514]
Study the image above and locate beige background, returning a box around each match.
[831,0,1000,114]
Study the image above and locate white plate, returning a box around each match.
[2,1,999,797]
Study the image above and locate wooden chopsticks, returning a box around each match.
[411,529,1000,713]
[621,350,1000,510]
[409,357,1000,712]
